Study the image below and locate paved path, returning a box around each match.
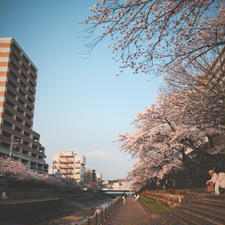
[104,198,161,225]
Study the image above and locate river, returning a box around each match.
[38,192,116,225]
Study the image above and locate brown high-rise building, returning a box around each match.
[0,37,48,173]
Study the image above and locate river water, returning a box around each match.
[38,193,117,225]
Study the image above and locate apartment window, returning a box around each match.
[11,52,19,62]
[32,144,38,150]
[30,72,36,80]
[28,88,34,96]
[5,99,15,108]
[21,72,27,81]
[7,89,16,98]
[25,113,32,120]
[31,162,36,170]
[15,126,22,133]
[31,153,37,158]
[18,98,25,106]
[4,109,13,118]
[22,150,28,155]
[22,63,28,73]
[30,65,36,73]
[23,140,29,146]
[24,131,30,137]
[1,142,10,148]
[10,71,18,80]
[19,89,26,97]
[38,164,43,170]
[39,147,44,152]
[16,116,22,123]
[12,42,21,54]
[27,96,33,104]
[20,80,26,88]
[22,55,29,64]
[33,136,39,141]
[29,80,35,88]
[8,79,17,89]
[14,147,20,152]
[3,120,13,128]
[10,61,19,71]
[27,105,33,112]
[25,122,31,129]
[17,107,24,115]
[44,164,48,170]
[2,131,11,138]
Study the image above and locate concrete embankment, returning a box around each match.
[0,190,114,225]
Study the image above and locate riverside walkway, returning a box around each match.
[104,197,162,225]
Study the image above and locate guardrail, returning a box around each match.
[75,197,121,225]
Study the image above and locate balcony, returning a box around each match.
[59,165,73,169]
[61,171,73,175]
[59,159,73,164]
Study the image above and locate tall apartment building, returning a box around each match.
[52,151,86,183]
[0,38,48,173]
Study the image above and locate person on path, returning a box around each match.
[122,192,126,204]
[135,194,140,200]
[206,170,225,194]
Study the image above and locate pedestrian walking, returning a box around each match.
[122,193,126,204]
[136,194,140,200]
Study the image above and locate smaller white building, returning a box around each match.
[96,172,102,182]
[51,151,86,183]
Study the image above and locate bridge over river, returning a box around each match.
[102,189,134,194]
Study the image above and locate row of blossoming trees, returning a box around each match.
[84,0,225,191]
[0,157,81,191]
[117,51,225,191]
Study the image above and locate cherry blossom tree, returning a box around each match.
[118,48,225,190]
[0,157,30,181]
[161,48,225,153]
[0,157,80,191]
[84,0,225,75]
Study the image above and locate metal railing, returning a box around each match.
[74,197,121,225]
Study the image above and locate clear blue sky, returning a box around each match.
[0,0,161,180]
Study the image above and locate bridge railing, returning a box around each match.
[75,197,121,225]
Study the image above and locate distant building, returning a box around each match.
[84,169,96,183]
[48,168,62,181]
[96,172,103,188]
[96,172,102,183]
[102,179,131,191]
[84,170,103,183]
[0,38,48,173]
[52,151,86,183]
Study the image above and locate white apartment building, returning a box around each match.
[52,151,86,183]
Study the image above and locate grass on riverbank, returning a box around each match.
[140,196,170,214]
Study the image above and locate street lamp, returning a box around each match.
[9,136,20,157]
